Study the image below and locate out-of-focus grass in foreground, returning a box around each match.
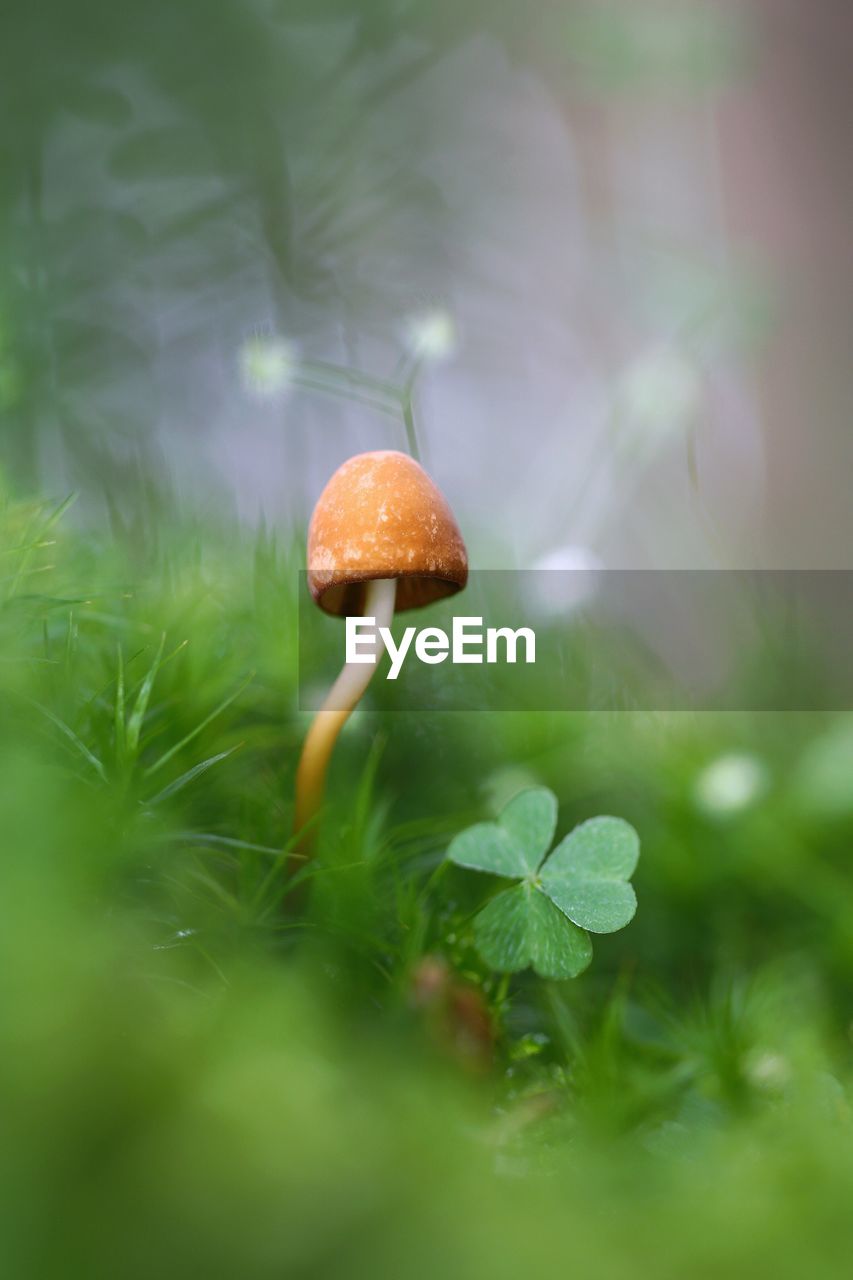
[2,485,853,1279]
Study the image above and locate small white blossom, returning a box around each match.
[746,1050,791,1092]
[403,309,457,362]
[526,544,603,618]
[239,335,297,401]
[618,347,701,447]
[694,752,768,816]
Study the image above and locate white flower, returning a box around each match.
[525,544,603,618]
[239,335,297,401]
[618,347,701,447]
[694,752,768,816]
[746,1050,791,1092]
[403,309,457,362]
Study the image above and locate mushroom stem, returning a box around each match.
[292,576,397,867]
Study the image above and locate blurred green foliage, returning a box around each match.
[1,485,852,1277]
[1,1,851,1273]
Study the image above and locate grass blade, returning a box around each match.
[26,697,107,783]
[146,746,240,807]
[126,633,165,755]
[114,643,126,766]
[143,671,254,778]
[168,832,285,856]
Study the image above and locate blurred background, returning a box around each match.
[2,0,851,568]
[3,5,853,1277]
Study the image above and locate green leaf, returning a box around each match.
[143,671,254,777]
[540,816,640,934]
[125,633,166,757]
[446,823,527,878]
[114,643,126,767]
[446,787,558,878]
[473,883,593,979]
[558,814,641,880]
[145,747,239,807]
[26,697,107,783]
[498,787,558,873]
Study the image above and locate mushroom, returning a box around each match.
[293,450,468,860]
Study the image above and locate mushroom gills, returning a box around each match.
[319,572,460,617]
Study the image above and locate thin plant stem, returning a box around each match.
[402,395,421,461]
[289,577,397,881]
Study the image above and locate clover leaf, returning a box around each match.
[473,883,593,979]
[446,788,557,878]
[540,815,639,933]
[446,788,640,980]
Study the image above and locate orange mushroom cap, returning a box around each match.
[307,450,468,617]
